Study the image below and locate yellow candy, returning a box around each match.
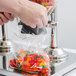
[40,61,46,66]
[26,57,31,62]
[41,2,49,6]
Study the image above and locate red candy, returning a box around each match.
[31,0,54,6]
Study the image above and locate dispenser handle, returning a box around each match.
[2,24,6,41]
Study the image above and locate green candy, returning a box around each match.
[18,63,22,69]
[40,56,44,59]
[34,56,39,60]
[42,65,47,68]
[42,75,47,76]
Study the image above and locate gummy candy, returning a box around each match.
[31,0,54,6]
[9,49,50,76]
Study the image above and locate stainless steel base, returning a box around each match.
[0,40,13,56]
[0,40,13,70]
[46,48,68,63]
[51,51,76,76]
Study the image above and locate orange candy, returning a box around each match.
[17,57,23,63]
[26,57,31,62]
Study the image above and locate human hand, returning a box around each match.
[16,0,48,28]
[0,12,14,25]
[0,0,48,28]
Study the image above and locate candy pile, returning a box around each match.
[9,49,50,76]
[31,0,54,6]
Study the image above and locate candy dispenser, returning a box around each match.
[30,0,68,63]
[7,0,68,75]
[0,1,76,76]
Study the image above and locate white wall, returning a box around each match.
[57,0,76,49]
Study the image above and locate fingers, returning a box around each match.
[41,8,48,27]
[27,19,44,28]
[42,15,48,27]
[0,18,3,25]
[36,19,43,28]
[30,20,45,28]
[30,24,36,28]
[0,13,8,23]
[0,13,8,25]
[36,8,48,28]
[0,12,14,25]
[28,22,36,28]
[4,12,14,21]
[43,12,48,27]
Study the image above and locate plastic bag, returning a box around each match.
[9,48,50,76]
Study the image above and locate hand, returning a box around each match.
[16,0,48,28]
[0,0,48,28]
[0,12,14,25]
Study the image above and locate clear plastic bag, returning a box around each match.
[9,1,55,75]
[9,45,50,76]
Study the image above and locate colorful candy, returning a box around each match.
[31,0,54,6]
[9,49,50,76]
